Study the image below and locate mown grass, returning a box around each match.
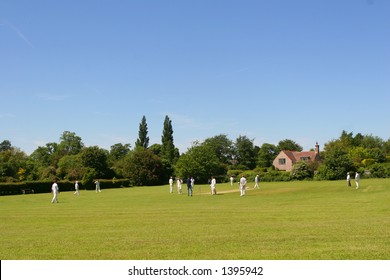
[0,179,389,260]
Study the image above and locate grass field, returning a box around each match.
[1,178,389,260]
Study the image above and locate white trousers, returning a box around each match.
[240,186,246,196]
[51,192,58,203]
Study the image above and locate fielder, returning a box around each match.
[355,172,360,189]
[210,176,217,195]
[177,178,182,194]
[51,180,59,203]
[169,176,174,193]
[254,174,260,189]
[74,180,80,195]
[95,180,101,193]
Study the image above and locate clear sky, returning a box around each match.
[1,0,389,155]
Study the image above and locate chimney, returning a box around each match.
[315,142,320,155]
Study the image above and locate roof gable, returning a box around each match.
[281,150,296,161]
[279,150,318,162]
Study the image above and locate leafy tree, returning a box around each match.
[80,146,111,179]
[109,143,131,161]
[317,147,354,180]
[148,143,175,182]
[362,158,376,168]
[383,139,390,155]
[235,136,257,170]
[257,143,279,168]
[0,148,28,182]
[324,131,356,154]
[175,144,220,183]
[291,161,312,180]
[135,115,149,149]
[367,147,386,163]
[57,154,84,180]
[30,143,58,167]
[121,149,163,186]
[278,139,303,152]
[360,135,384,149]
[17,167,26,181]
[323,132,387,172]
[353,133,364,147]
[339,130,355,148]
[28,143,60,180]
[369,163,390,178]
[348,147,370,168]
[149,143,162,156]
[39,166,57,181]
[203,134,234,165]
[58,131,84,156]
[82,168,97,189]
[0,140,12,152]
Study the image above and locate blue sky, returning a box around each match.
[1,0,389,155]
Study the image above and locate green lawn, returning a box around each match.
[1,179,389,260]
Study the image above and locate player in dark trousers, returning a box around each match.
[186,177,193,196]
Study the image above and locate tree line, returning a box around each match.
[1,115,390,185]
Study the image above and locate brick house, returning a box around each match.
[273,142,320,171]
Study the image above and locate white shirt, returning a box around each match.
[52,183,59,193]
[240,177,247,187]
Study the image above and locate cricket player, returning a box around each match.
[95,180,101,192]
[254,174,260,189]
[51,180,59,203]
[169,176,174,193]
[74,180,80,195]
[347,173,351,187]
[239,175,247,196]
[177,178,182,194]
[355,172,360,189]
[210,176,217,195]
[230,176,234,186]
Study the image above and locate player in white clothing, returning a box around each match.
[74,180,80,195]
[169,177,174,193]
[210,176,217,195]
[355,172,360,189]
[51,180,59,203]
[239,175,247,196]
[177,178,182,194]
[254,174,260,189]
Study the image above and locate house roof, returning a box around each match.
[281,150,318,162]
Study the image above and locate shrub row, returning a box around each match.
[0,179,131,196]
[227,169,292,183]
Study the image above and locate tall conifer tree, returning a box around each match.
[161,115,175,164]
[135,115,149,149]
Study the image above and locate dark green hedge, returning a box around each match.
[83,179,131,191]
[0,179,131,196]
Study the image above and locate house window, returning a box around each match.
[279,158,286,165]
[300,157,310,161]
